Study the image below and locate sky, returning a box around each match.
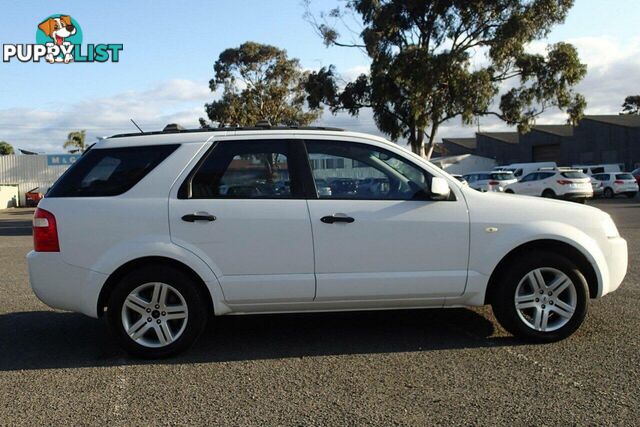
[1,0,639,153]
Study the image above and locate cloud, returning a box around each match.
[0,79,213,153]
[2,35,639,152]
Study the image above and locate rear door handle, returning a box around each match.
[321,215,355,224]
[182,212,216,222]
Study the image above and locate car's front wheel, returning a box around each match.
[107,265,208,358]
[491,251,589,342]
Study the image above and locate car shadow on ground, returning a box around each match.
[0,308,521,371]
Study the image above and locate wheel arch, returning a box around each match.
[484,239,599,305]
[97,256,215,317]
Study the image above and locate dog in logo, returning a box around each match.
[38,15,76,63]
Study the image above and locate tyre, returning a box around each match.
[542,189,555,198]
[491,251,589,342]
[604,187,614,199]
[107,265,208,358]
[505,189,514,194]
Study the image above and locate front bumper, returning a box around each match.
[27,251,107,318]
[601,237,628,297]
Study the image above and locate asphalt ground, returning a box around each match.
[0,197,638,425]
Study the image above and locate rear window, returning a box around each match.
[616,173,634,180]
[48,144,179,197]
[490,173,514,180]
[561,171,588,179]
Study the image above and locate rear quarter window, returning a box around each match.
[48,144,179,197]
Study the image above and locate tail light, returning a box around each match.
[488,181,499,186]
[33,208,59,252]
[557,180,572,185]
[614,180,624,184]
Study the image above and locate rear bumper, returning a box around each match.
[27,251,107,318]
[559,192,592,200]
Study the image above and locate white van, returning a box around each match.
[493,162,557,179]
[572,164,624,175]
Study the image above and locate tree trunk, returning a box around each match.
[409,130,426,157]
[424,123,440,160]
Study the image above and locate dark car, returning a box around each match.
[329,178,358,196]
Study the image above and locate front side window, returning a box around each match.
[184,140,299,199]
[48,144,179,197]
[305,140,432,200]
[519,173,536,182]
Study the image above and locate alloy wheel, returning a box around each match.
[121,282,189,348]
[514,267,577,332]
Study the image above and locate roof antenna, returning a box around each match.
[130,119,144,133]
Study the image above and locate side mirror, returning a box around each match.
[430,177,451,201]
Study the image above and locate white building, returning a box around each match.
[0,154,80,207]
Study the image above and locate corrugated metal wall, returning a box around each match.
[0,155,72,206]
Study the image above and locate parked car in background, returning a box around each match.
[573,164,624,175]
[590,177,604,198]
[463,171,517,192]
[450,174,468,185]
[493,162,556,179]
[591,173,639,198]
[631,168,640,185]
[314,179,332,197]
[27,125,627,358]
[504,168,593,203]
[328,178,358,196]
[25,187,46,207]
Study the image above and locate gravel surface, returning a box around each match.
[0,198,638,425]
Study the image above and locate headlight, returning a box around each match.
[602,216,620,238]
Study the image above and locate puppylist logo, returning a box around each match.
[3,14,123,63]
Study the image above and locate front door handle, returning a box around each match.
[182,212,216,222]
[321,215,355,224]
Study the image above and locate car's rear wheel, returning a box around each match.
[505,189,514,194]
[491,251,589,342]
[541,189,555,198]
[604,187,614,198]
[107,265,208,358]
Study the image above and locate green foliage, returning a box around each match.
[63,130,86,153]
[304,0,587,158]
[0,141,14,155]
[203,42,322,127]
[621,96,640,115]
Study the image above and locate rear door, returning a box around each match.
[303,139,469,302]
[169,138,316,306]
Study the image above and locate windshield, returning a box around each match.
[616,173,634,180]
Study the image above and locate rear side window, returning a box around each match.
[491,173,514,180]
[182,140,301,199]
[561,171,588,179]
[48,145,178,197]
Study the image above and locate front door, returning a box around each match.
[169,139,316,305]
[303,139,470,302]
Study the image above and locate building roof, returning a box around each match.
[442,137,477,149]
[582,115,640,128]
[531,124,574,137]
[477,132,519,144]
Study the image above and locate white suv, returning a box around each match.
[504,169,593,203]
[28,126,627,358]
[463,171,517,192]
[591,173,639,199]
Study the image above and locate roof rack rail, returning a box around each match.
[109,123,345,139]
